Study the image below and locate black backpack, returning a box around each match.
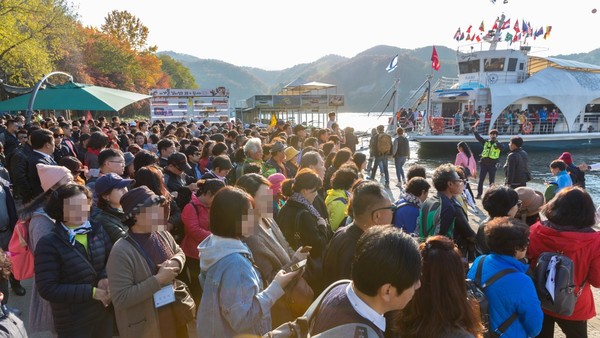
[466,256,519,338]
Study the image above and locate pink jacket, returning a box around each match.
[455,151,476,177]
[181,194,211,259]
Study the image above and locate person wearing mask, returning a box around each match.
[92,173,134,244]
[35,184,113,338]
[472,127,504,199]
[391,235,483,337]
[528,187,600,338]
[107,186,188,338]
[196,186,300,337]
[468,217,543,337]
[504,136,530,188]
[180,179,226,305]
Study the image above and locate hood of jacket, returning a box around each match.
[531,221,600,252]
[198,234,251,272]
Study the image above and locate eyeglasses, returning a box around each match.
[371,205,397,218]
[54,134,64,138]
[194,152,201,156]
[516,200,523,208]
[452,179,466,185]
[108,161,125,165]
[18,136,27,139]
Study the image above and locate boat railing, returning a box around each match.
[411,116,600,136]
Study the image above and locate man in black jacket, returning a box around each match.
[26,129,56,202]
[321,181,392,289]
[504,136,530,188]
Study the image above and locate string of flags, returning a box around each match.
[453,17,552,44]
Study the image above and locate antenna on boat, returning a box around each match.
[489,13,506,51]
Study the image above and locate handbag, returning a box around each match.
[124,233,195,326]
[284,272,314,318]
[7,219,34,280]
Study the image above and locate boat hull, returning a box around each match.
[413,132,600,155]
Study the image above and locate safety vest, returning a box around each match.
[481,140,501,160]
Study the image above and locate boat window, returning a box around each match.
[507,58,518,71]
[519,63,524,70]
[459,60,480,74]
[484,58,505,72]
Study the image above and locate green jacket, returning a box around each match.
[325,189,349,231]
[92,206,127,244]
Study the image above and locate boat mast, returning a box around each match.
[489,13,506,51]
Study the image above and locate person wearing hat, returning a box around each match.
[164,152,198,210]
[107,186,188,338]
[283,146,300,179]
[292,124,307,142]
[262,141,288,179]
[92,173,135,244]
[35,183,113,338]
[269,120,286,142]
[267,173,287,217]
[122,151,135,179]
[515,187,545,226]
[558,151,586,189]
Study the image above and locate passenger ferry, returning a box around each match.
[411,15,600,152]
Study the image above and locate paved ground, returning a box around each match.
[7,158,600,337]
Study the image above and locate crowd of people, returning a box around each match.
[0,110,597,338]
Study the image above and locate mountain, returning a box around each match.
[159,46,600,112]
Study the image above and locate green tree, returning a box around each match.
[100,10,156,53]
[159,54,198,88]
[0,0,75,85]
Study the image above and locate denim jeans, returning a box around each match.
[394,156,407,184]
[371,156,390,185]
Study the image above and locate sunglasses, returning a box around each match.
[54,134,64,138]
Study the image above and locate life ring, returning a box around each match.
[522,121,533,134]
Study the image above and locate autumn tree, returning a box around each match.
[100,10,156,53]
[0,0,76,85]
[159,54,198,88]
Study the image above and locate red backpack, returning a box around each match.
[8,219,34,280]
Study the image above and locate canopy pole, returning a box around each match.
[26,71,73,124]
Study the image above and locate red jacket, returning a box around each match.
[181,194,211,259]
[528,220,600,320]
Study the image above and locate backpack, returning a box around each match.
[7,219,34,280]
[376,133,392,155]
[466,256,519,338]
[532,251,587,316]
[263,279,379,338]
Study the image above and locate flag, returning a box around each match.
[386,54,399,73]
[528,22,532,36]
[479,21,485,32]
[501,18,511,30]
[431,46,440,71]
[466,33,471,41]
[522,20,528,35]
[475,35,481,42]
[534,26,544,39]
[513,19,520,33]
[513,33,520,42]
[460,32,465,41]
[466,25,472,33]
[544,26,552,39]
[492,21,498,30]
[505,32,513,41]
[269,114,277,128]
[453,27,461,40]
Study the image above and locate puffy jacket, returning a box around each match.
[528,220,600,320]
[34,221,112,336]
[181,194,211,259]
[467,254,543,337]
[10,144,32,201]
[276,199,331,258]
[92,206,127,244]
[325,189,349,232]
[504,148,529,187]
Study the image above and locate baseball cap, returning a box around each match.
[95,173,135,196]
[292,124,306,134]
[123,152,135,167]
[168,152,192,172]
[270,141,285,154]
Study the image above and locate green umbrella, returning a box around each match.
[0,81,151,112]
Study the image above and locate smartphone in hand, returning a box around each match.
[300,246,312,253]
[286,259,307,273]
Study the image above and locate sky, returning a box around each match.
[73,0,600,70]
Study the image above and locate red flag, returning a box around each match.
[431,46,440,71]
[466,25,472,33]
[501,18,511,30]
[514,19,520,33]
[85,111,93,123]
[466,33,471,41]
[492,21,498,30]
[453,27,461,40]
[475,35,481,42]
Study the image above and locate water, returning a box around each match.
[337,112,600,205]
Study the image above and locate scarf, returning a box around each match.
[289,192,328,227]
[399,192,422,207]
[61,221,92,246]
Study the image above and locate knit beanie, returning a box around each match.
[37,163,71,192]
[558,152,573,165]
[267,173,286,195]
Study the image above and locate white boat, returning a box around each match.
[411,15,600,152]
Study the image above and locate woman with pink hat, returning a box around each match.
[267,173,286,217]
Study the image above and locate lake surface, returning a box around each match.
[337,112,600,205]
